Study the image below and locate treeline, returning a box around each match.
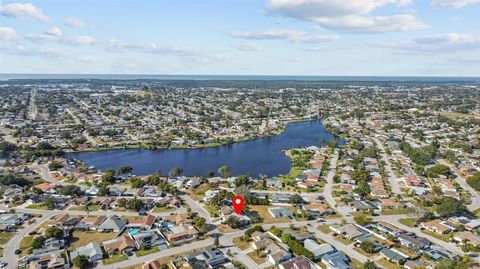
[399,141,437,166]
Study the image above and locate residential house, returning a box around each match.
[252,237,292,265]
[127,215,156,230]
[304,239,335,260]
[398,234,430,250]
[74,215,106,231]
[70,242,104,263]
[49,214,81,228]
[453,231,480,246]
[331,224,369,240]
[103,235,136,255]
[29,252,68,269]
[185,248,227,268]
[380,248,408,264]
[97,216,127,233]
[268,207,293,218]
[162,225,199,246]
[0,213,29,225]
[350,200,381,215]
[279,256,321,269]
[131,229,167,249]
[420,219,456,234]
[321,251,352,269]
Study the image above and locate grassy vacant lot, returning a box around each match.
[247,251,267,265]
[26,204,49,210]
[334,236,354,245]
[354,247,378,258]
[349,258,364,269]
[0,232,15,244]
[135,247,160,257]
[249,205,292,224]
[19,235,34,256]
[152,206,176,213]
[233,236,252,250]
[69,205,101,211]
[399,218,417,227]
[381,208,415,215]
[318,225,332,234]
[103,254,128,265]
[70,231,116,249]
[217,224,237,233]
[187,183,210,200]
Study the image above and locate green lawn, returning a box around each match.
[152,207,175,213]
[188,183,211,200]
[422,230,452,242]
[376,258,401,269]
[135,247,160,257]
[26,204,49,210]
[381,208,415,215]
[103,254,128,265]
[69,205,101,211]
[0,232,15,244]
[19,236,34,256]
[399,218,417,227]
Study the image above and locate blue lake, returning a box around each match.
[67,119,344,177]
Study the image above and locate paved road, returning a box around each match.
[1,211,55,268]
[438,159,480,211]
[374,215,464,255]
[322,151,351,218]
[307,226,368,263]
[183,195,212,223]
[373,137,401,195]
[30,164,68,186]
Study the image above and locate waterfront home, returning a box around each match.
[103,235,136,255]
[268,207,293,218]
[321,251,351,269]
[304,239,335,260]
[70,242,104,263]
[203,189,220,203]
[97,215,127,233]
[266,178,283,189]
[279,256,321,269]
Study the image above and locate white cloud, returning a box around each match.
[265,0,425,33]
[0,27,17,41]
[233,42,263,51]
[62,35,96,45]
[65,17,86,28]
[375,33,480,51]
[27,32,96,46]
[316,15,427,33]
[45,27,62,37]
[1,43,64,57]
[105,39,198,56]
[431,0,479,8]
[229,29,339,43]
[0,2,48,21]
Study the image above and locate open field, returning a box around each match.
[70,231,116,249]
[249,205,292,224]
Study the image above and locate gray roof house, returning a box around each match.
[380,248,408,264]
[321,251,352,269]
[70,242,104,263]
[304,239,335,260]
[398,234,430,250]
[97,216,126,233]
[0,213,29,225]
[268,207,293,218]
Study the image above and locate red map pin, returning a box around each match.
[232,195,245,215]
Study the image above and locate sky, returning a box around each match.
[0,0,479,76]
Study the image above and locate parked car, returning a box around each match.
[15,249,21,254]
